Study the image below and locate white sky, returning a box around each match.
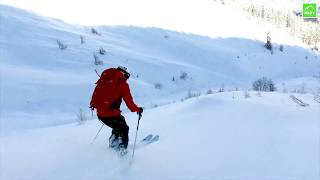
[0,0,312,37]
[0,0,215,26]
[0,0,231,36]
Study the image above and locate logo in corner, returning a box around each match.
[303,3,317,18]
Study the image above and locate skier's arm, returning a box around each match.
[122,82,140,112]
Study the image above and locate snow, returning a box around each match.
[1,4,319,133]
[0,3,320,180]
[1,92,319,180]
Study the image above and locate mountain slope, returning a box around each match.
[0,4,319,132]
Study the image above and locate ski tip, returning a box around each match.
[142,134,153,141]
[151,135,159,142]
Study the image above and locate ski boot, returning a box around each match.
[109,133,120,151]
[119,144,128,156]
[118,137,128,156]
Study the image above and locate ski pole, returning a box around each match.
[91,123,104,144]
[131,114,142,160]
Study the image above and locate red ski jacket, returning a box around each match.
[95,69,140,117]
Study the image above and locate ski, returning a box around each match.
[141,134,153,142]
[146,135,159,144]
[137,134,160,148]
[110,134,160,157]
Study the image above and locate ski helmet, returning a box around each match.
[117,66,130,79]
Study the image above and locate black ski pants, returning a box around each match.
[98,115,129,148]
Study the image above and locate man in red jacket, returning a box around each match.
[90,66,143,153]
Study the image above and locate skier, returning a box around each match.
[90,66,143,155]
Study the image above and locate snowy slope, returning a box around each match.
[1,92,319,180]
[1,4,319,132]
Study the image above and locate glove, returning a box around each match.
[137,107,143,117]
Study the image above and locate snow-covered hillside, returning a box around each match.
[1,92,319,180]
[0,4,319,132]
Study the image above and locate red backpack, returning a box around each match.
[90,68,120,111]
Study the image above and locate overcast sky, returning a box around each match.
[0,0,214,25]
[1,0,228,35]
[0,0,306,26]
[0,0,308,37]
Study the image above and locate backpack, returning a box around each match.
[90,68,120,111]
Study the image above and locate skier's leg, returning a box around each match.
[109,129,120,148]
[98,115,129,152]
[98,116,121,148]
[117,115,129,149]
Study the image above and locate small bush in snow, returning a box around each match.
[80,36,85,44]
[244,91,250,98]
[218,84,225,93]
[56,40,67,50]
[154,83,163,90]
[94,54,103,65]
[207,89,214,94]
[232,92,236,99]
[252,77,276,92]
[179,71,188,80]
[91,27,101,35]
[99,47,106,55]
[279,44,284,52]
[77,108,87,125]
[187,89,201,99]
